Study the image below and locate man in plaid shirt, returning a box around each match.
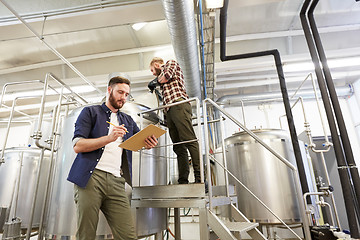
[150,57,201,184]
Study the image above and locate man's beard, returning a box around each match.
[109,90,125,109]
[155,67,162,76]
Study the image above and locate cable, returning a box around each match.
[167,227,175,238]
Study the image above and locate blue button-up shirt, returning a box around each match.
[67,103,140,188]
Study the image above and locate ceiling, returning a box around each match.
[0,0,360,119]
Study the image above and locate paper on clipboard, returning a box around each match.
[119,124,166,151]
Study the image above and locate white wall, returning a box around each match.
[348,79,360,167]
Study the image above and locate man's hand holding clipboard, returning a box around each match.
[119,124,166,151]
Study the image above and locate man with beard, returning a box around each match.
[149,57,201,184]
[67,75,158,240]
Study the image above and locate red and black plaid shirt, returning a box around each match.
[160,60,189,109]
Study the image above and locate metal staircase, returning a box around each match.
[132,184,266,240]
[133,98,309,240]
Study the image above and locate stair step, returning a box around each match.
[224,221,259,233]
[210,196,237,207]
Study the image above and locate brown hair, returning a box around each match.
[108,76,130,87]
[150,57,164,67]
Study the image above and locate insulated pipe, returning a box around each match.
[300,0,360,236]
[162,0,202,99]
[220,1,310,239]
[308,0,360,221]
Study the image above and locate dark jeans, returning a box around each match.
[166,101,201,184]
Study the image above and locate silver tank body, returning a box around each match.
[45,101,167,239]
[0,147,51,229]
[225,129,300,223]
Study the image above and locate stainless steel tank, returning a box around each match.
[225,129,301,223]
[45,100,167,239]
[0,147,51,230]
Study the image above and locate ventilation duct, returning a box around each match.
[161,0,202,99]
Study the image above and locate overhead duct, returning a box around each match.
[161,0,202,99]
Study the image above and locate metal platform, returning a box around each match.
[131,184,266,240]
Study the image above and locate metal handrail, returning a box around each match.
[0,95,44,164]
[209,154,301,239]
[138,97,204,184]
[203,98,310,240]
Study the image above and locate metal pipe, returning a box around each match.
[300,0,360,236]
[25,148,45,240]
[330,192,342,230]
[319,199,335,226]
[0,0,154,23]
[34,73,87,150]
[278,96,331,153]
[33,74,51,151]
[216,85,352,105]
[0,95,42,164]
[303,192,336,225]
[47,73,88,104]
[13,152,24,218]
[0,0,103,96]
[0,80,41,110]
[161,0,202,99]
[203,104,214,210]
[139,97,198,114]
[240,100,246,127]
[309,73,331,146]
[308,0,360,225]
[219,116,229,197]
[291,73,331,147]
[0,80,43,118]
[38,89,65,240]
[195,98,204,183]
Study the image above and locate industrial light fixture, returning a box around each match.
[205,0,224,9]
[131,22,147,31]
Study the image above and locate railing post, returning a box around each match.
[202,101,213,210]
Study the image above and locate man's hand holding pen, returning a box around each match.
[107,121,128,141]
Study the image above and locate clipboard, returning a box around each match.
[119,124,166,151]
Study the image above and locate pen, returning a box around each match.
[106,121,129,133]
